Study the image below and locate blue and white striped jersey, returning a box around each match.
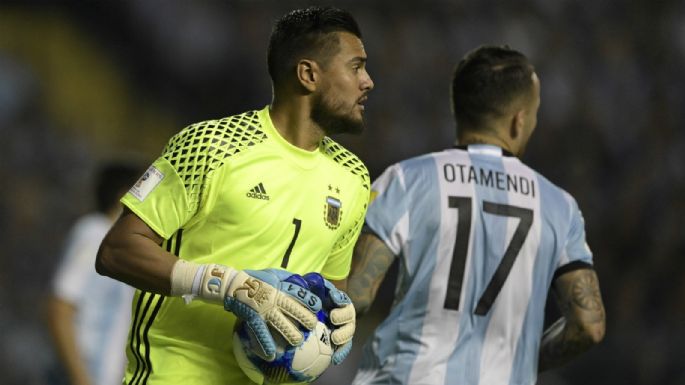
[52,213,134,385]
[352,145,593,385]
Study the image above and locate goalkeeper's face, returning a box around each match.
[311,32,374,135]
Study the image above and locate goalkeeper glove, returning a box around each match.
[303,272,356,365]
[170,260,322,360]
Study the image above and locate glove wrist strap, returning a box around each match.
[170,260,237,303]
[170,259,200,297]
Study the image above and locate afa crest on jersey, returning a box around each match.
[324,196,342,230]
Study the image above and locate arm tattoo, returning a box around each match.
[347,233,396,315]
[571,273,604,312]
[539,269,606,372]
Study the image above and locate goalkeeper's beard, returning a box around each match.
[311,91,365,135]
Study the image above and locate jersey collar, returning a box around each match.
[453,144,515,157]
[259,106,322,169]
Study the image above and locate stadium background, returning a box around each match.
[1,0,684,384]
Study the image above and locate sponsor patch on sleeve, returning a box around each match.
[129,165,164,201]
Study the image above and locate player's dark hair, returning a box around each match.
[267,6,362,86]
[94,162,142,213]
[451,45,535,133]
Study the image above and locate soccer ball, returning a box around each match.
[233,319,334,384]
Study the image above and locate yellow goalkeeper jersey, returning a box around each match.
[120,106,370,385]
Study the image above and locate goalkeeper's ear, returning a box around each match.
[296,59,321,93]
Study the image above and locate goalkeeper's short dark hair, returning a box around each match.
[451,45,535,133]
[94,162,142,213]
[267,6,362,86]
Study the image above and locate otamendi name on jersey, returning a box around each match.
[443,163,536,197]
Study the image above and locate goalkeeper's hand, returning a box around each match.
[170,261,322,360]
[303,272,356,365]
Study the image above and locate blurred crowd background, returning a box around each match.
[1,0,684,384]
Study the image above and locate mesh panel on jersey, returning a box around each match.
[321,137,370,191]
[321,137,370,251]
[162,111,267,212]
[333,207,366,252]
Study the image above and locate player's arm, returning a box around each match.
[538,266,606,372]
[47,297,92,385]
[97,208,321,359]
[96,208,175,294]
[347,231,396,316]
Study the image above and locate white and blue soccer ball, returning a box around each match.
[233,319,334,384]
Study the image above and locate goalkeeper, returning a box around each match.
[95,6,372,384]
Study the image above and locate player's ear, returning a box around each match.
[296,59,319,92]
[510,109,525,140]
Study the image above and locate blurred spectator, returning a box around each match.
[47,163,141,385]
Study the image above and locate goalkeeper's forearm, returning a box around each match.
[96,209,180,295]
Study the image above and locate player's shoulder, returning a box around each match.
[320,136,369,191]
[387,151,446,180]
[518,160,579,210]
[162,110,268,161]
[528,164,570,197]
[398,151,442,169]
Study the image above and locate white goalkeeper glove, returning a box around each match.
[303,272,356,365]
[170,260,322,360]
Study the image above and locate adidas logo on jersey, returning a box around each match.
[246,183,270,200]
